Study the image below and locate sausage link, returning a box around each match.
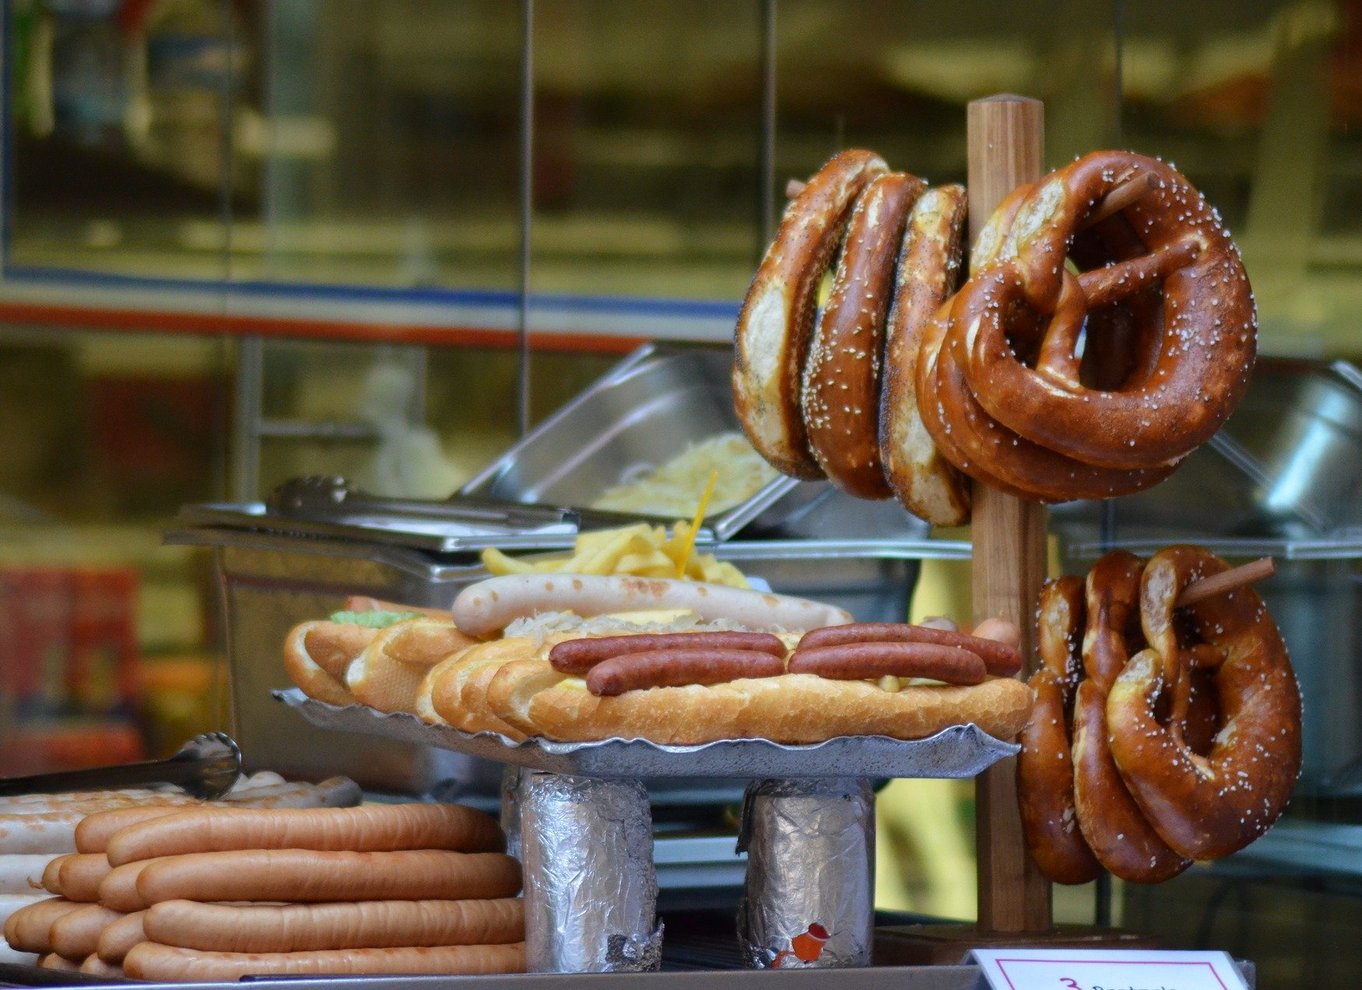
[788,642,987,684]
[124,941,526,981]
[56,853,111,903]
[135,850,521,906]
[105,803,504,867]
[550,632,787,674]
[49,904,123,961]
[585,649,785,696]
[795,622,1021,676]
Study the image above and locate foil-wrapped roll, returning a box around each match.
[499,765,523,860]
[518,772,662,973]
[737,777,875,969]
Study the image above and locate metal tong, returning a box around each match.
[267,475,581,529]
[0,732,242,800]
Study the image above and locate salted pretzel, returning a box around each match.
[918,282,1181,502]
[1017,576,1100,885]
[802,170,925,497]
[733,149,888,478]
[878,185,972,525]
[1070,551,1190,884]
[937,149,1253,484]
[1106,545,1301,861]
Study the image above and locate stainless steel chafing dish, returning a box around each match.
[169,343,958,804]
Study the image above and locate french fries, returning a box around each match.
[480,521,749,588]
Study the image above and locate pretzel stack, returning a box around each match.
[3,802,526,981]
[732,148,1257,524]
[1016,545,1301,884]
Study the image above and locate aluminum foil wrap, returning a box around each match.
[499,765,523,860]
[737,777,875,969]
[518,772,663,973]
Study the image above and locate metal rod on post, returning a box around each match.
[516,0,535,438]
[966,94,1054,936]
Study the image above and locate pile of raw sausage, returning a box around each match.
[0,772,360,969]
[3,801,525,980]
[285,574,1037,746]
[1017,545,1301,884]
[732,148,1257,523]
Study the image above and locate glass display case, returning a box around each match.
[1,2,1361,985]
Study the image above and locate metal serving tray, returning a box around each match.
[168,521,955,798]
[458,343,811,542]
[275,688,1018,781]
[171,499,586,556]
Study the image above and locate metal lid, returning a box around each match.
[172,493,585,556]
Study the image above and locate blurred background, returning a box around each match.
[0,1,1358,985]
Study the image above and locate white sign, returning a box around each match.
[968,947,1250,990]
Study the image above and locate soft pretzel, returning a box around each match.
[733,149,888,478]
[801,170,925,497]
[1070,551,1190,883]
[922,151,1254,502]
[918,277,1181,502]
[878,184,972,525]
[1106,545,1301,860]
[1017,577,1099,885]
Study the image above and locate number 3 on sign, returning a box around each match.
[967,947,1250,990]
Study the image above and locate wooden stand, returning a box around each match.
[965,95,1053,938]
[878,93,1121,964]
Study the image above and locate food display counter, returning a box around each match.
[0,89,1293,990]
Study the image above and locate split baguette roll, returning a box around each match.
[132,849,521,906]
[426,638,540,739]
[282,619,366,706]
[480,654,1034,745]
[413,650,465,726]
[142,897,524,953]
[124,941,526,981]
[345,619,476,714]
[105,802,504,867]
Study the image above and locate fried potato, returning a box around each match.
[479,520,748,588]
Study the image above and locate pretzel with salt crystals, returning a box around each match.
[1106,544,1301,861]
[733,149,888,479]
[801,170,925,497]
[1016,575,1099,885]
[1070,550,1190,884]
[878,184,972,525]
[920,150,1255,503]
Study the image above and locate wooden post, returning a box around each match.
[967,94,1053,935]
